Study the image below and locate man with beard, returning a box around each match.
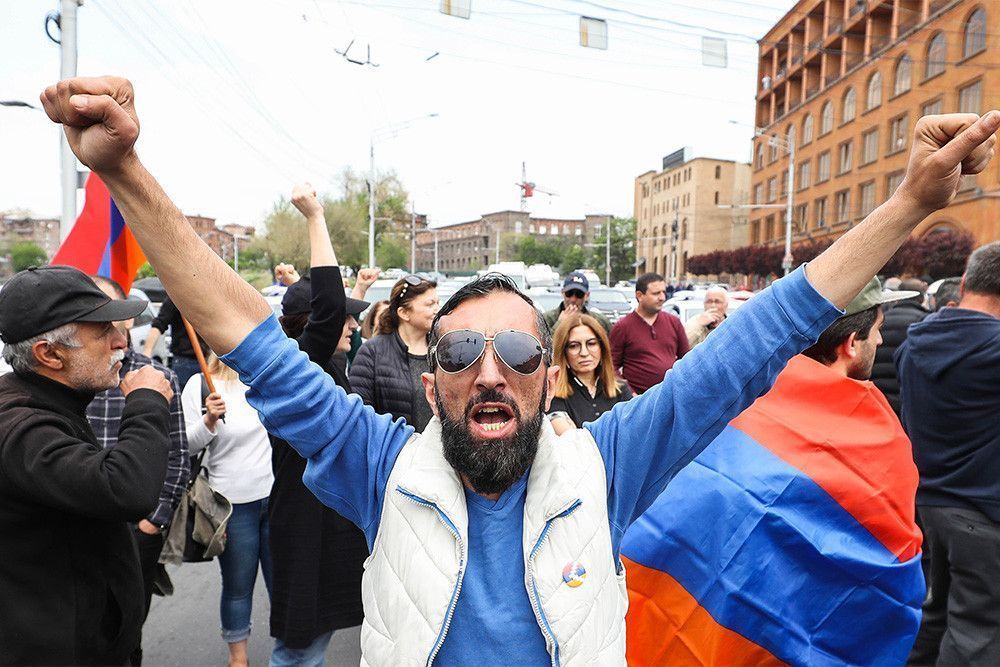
[38,75,999,664]
[0,266,173,664]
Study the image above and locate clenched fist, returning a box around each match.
[39,76,140,174]
[291,183,324,220]
[356,267,381,290]
[203,392,227,429]
[120,365,174,403]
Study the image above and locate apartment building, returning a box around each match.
[751,0,998,253]
[634,151,751,280]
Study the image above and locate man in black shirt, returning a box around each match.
[143,294,210,388]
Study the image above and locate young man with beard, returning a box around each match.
[0,266,173,664]
[39,75,998,664]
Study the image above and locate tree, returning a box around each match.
[516,236,564,267]
[136,262,156,279]
[10,242,47,272]
[588,217,636,284]
[376,237,408,269]
[559,244,588,275]
[916,228,974,279]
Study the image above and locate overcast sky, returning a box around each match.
[1,0,795,229]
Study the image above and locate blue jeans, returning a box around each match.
[218,498,272,643]
[270,631,333,667]
[170,355,201,391]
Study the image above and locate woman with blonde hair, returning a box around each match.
[182,352,273,667]
[548,313,633,433]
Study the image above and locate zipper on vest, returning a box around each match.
[395,486,467,667]
[526,499,582,667]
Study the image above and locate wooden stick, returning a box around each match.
[181,315,224,421]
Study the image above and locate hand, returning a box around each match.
[39,76,140,174]
[274,263,300,286]
[137,519,161,535]
[693,310,723,328]
[203,392,226,426]
[291,183,324,220]
[356,268,380,290]
[558,303,580,321]
[896,111,999,216]
[120,366,174,403]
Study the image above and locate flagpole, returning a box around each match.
[59,0,81,244]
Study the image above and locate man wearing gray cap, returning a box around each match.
[0,265,174,665]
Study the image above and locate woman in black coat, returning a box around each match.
[349,275,439,432]
[267,185,373,663]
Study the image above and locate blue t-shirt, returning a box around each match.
[222,266,839,664]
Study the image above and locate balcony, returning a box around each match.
[828,19,843,36]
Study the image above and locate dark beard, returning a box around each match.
[436,384,546,496]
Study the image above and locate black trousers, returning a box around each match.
[129,526,165,667]
[908,505,1000,666]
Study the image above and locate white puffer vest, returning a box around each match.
[359,418,628,666]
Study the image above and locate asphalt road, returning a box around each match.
[142,561,361,666]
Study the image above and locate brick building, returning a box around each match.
[0,215,61,260]
[633,152,751,281]
[750,0,998,257]
[186,215,255,262]
[415,211,612,273]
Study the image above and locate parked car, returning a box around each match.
[587,288,632,324]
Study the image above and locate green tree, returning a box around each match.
[588,217,636,284]
[516,236,564,267]
[376,237,408,269]
[136,262,157,279]
[10,242,47,272]
[559,244,588,275]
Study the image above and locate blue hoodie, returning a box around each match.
[895,307,1000,520]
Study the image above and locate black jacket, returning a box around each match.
[896,307,1000,520]
[871,299,928,415]
[549,374,633,427]
[350,331,425,430]
[0,372,169,665]
[269,266,367,647]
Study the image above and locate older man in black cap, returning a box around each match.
[0,265,174,665]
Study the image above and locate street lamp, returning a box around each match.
[369,113,439,268]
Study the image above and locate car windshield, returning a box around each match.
[588,289,630,310]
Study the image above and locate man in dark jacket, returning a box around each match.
[543,271,612,333]
[897,242,1000,666]
[871,278,925,415]
[0,266,173,665]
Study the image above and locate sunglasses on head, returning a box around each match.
[398,274,426,298]
[430,329,548,375]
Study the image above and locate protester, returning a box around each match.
[181,352,274,667]
[610,272,689,394]
[273,263,300,287]
[349,274,439,432]
[269,184,369,666]
[40,74,998,665]
[360,300,389,340]
[897,242,1000,665]
[143,294,211,388]
[0,265,172,664]
[548,313,632,432]
[542,271,611,333]
[684,285,729,348]
[623,278,925,665]
[86,275,190,666]
[929,277,961,311]
[871,278,926,415]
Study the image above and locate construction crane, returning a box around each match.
[517,162,558,211]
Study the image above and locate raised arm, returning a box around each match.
[39,77,269,354]
[806,112,997,308]
[291,183,337,269]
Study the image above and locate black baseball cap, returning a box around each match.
[562,271,590,294]
[281,275,370,318]
[0,265,147,344]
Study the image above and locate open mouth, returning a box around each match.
[470,402,516,435]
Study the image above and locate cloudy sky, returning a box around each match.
[1,0,794,230]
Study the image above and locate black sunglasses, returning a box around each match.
[564,290,586,299]
[430,329,548,375]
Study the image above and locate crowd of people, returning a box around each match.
[0,74,998,666]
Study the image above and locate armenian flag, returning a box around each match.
[51,173,145,293]
[622,355,924,666]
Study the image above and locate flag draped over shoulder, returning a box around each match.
[622,355,924,667]
[51,173,145,293]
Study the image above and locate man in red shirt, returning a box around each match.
[610,272,689,394]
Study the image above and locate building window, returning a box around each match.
[835,189,851,223]
[714,165,721,179]
[754,183,764,204]
[682,220,688,240]
[802,114,814,145]
[925,32,946,78]
[799,160,811,190]
[765,215,774,241]
[842,87,857,124]
[575,226,582,235]
[862,128,879,165]
[922,98,943,117]
[755,143,764,169]
[859,181,876,217]
[714,191,720,205]
[893,54,912,96]
[866,71,882,111]
[795,203,808,232]
[817,151,831,183]
[820,101,834,135]
[963,8,987,58]
[786,124,797,150]
[515,221,523,234]
[751,219,761,245]
[815,197,827,229]
[838,140,853,174]
[889,114,909,154]
[769,139,779,163]
[780,172,788,197]
[959,80,983,114]
[767,177,777,203]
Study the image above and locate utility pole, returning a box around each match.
[433,230,439,274]
[410,201,416,273]
[670,210,680,284]
[782,139,795,276]
[605,219,612,286]
[58,0,81,243]
[368,141,376,267]
[495,229,500,264]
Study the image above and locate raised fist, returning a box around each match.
[274,263,300,286]
[39,76,140,174]
[897,111,998,215]
[356,267,381,290]
[120,365,174,403]
[291,183,324,220]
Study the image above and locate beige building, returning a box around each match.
[0,215,61,260]
[634,153,751,280]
